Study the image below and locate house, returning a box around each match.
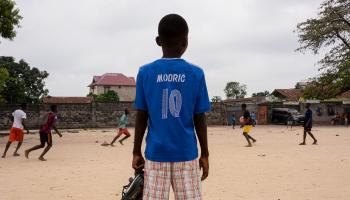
[271,89,303,101]
[336,90,350,100]
[88,73,136,102]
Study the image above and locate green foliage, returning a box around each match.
[211,96,222,102]
[296,0,350,99]
[87,90,120,103]
[224,81,247,99]
[296,0,350,69]
[303,60,350,99]
[0,0,22,41]
[252,90,270,97]
[0,67,9,103]
[0,56,49,104]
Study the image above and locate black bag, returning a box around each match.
[121,172,144,200]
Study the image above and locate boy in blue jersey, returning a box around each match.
[299,103,317,145]
[132,14,211,199]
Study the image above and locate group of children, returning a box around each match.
[2,104,62,161]
[235,102,317,147]
[1,105,132,160]
[1,14,319,200]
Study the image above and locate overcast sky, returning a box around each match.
[0,0,324,98]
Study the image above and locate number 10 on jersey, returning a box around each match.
[162,89,182,119]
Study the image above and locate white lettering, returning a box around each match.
[156,74,186,83]
[157,74,163,83]
[180,74,185,82]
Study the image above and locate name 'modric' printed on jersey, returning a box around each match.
[158,73,185,119]
[157,74,186,83]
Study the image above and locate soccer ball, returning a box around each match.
[239,116,245,123]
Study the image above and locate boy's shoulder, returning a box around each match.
[139,59,205,76]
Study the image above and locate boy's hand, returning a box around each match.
[132,154,145,173]
[199,156,209,181]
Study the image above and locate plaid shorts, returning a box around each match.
[143,159,202,200]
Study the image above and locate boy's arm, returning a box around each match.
[132,109,148,172]
[305,111,311,127]
[52,125,62,137]
[194,113,209,181]
[22,120,30,134]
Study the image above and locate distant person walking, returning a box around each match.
[287,114,294,130]
[299,103,317,145]
[251,111,257,126]
[110,109,130,146]
[2,103,29,158]
[25,105,62,161]
[231,113,236,129]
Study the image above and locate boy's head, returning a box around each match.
[156,14,189,57]
[20,103,27,110]
[51,104,58,113]
[241,103,247,110]
[125,108,129,115]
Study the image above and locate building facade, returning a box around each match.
[88,73,136,102]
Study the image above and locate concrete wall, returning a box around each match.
[300,102,350,123]
[0,102,136,130]
[0,102,223,130]
[2,102,348,130]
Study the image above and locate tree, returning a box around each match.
[0,0,22,41]
[303,60,350,99]
[87,90,120,103]
[0,56,49,104]
[224,81,247,99]
[0,67,9,103]
[211,96,222,102]
[252,90,270,97]
[296,0,350,99]
[296,0,350,70]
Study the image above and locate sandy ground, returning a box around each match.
[0,125,350,200]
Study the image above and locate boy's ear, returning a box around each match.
[156,36,162,46]
[182,37,188,48]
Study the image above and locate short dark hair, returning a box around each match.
[51,104,57,112]
[158,14,188,45]
[241,103,247,108]
[306,103,311,108]
[21,103,27,109]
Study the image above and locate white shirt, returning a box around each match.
[12,109,27,129]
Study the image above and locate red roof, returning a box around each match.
[272,89,303,101]
[337,90,350,99]
[43,96,92,104]
[89,73,136,87]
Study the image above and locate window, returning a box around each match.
[104,86,110,93]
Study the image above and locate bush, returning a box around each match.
[87,91,119,103]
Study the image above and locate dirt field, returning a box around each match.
[1,125,349,200]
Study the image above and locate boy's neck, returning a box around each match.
[162,49,183,58]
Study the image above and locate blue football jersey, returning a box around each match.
[135,58,211,162]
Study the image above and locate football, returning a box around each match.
[239,116,248,124]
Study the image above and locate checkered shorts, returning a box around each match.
[143,159,202,200]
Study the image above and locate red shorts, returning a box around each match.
[117,128,130,136]
[9,127,24,142]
